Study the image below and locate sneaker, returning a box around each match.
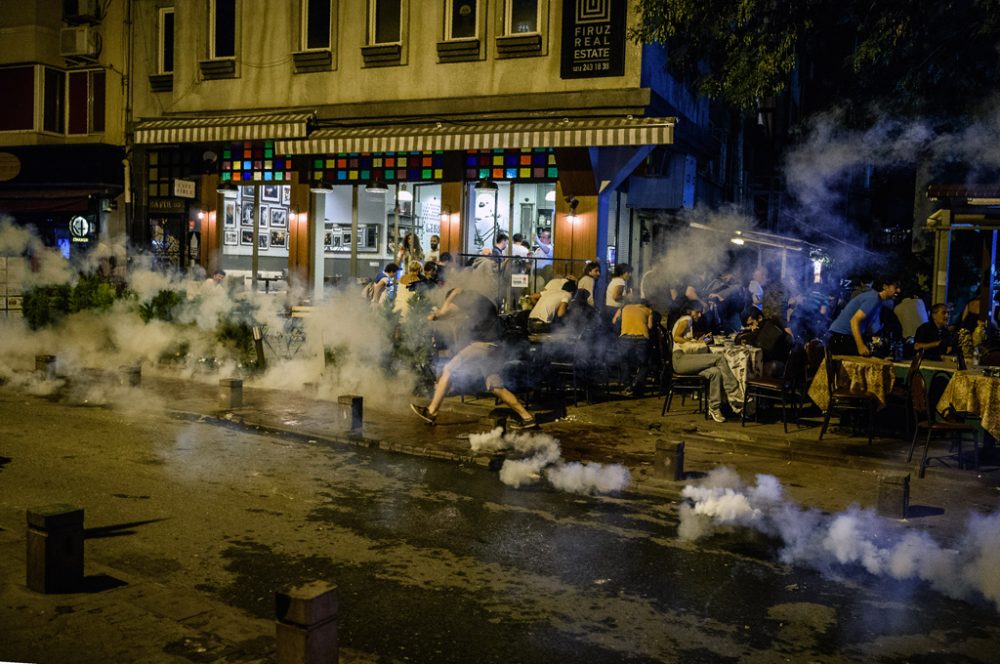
[410,403,437,425]
[509,415,537,431]
[708,407,726,423]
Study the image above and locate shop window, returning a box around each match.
[497,0,543,57]
[0,66,34,131]
[294,0,335,72]
[362,0,405,67]
[68,69,105,135]
[42,68,65,134]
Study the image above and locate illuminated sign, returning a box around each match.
[69,215,91,243]
[173,178,196,199]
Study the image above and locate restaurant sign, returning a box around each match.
[560,0,626,79]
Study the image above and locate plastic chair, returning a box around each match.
[818,346,879,444]
[906,371,979,478]
[741,344,807,432]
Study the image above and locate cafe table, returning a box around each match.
[807,354,896,412]
[936,369,1000,440]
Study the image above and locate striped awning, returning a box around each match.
[274,116,676,154]
[134,112,314,145]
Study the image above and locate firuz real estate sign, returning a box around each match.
[560,0,626,79]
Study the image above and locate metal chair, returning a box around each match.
[818,346,879,444]
[660,335,709,419]
[741,344,807,432]
[906,370,979,478]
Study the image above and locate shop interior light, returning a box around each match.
[217,182,239,198]
[730,237,745,245]
[397,183,413,202]
[545,189,556,202]
[309,180,333,193]
[475,178,498,191]
[365,178,388,194]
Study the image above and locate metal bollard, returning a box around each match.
[118,364,141,387]
[654,440,685,481]
[26,504,84,593]
[35,354,57,379]
[876,472,910,519]
[338,395,363,433]
[220,378,244,409]
[275,581,339,664]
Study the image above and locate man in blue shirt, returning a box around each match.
[827,277,901,356]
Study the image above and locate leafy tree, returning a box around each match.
[630,0,1000,119]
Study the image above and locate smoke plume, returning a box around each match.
[469,427,630,494]
[680,467,1000,611]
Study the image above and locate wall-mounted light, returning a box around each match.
[217,182,239,198]
[730,237,745,245]
[197,211,205,220]
[565,196,579,212]
[440,206,452,224]
[365,178,388,194]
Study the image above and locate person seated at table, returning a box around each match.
[604,263,633,320]
[744,306,794,375]
[560,288,598,336]
[913,303,955,361]
[528,278,577,333]
[672,302,742,422]
[612,294,654,397]
[826,277,901,356]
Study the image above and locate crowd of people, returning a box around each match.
[360,235,1000,429]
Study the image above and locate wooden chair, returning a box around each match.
[818,346,879,444]
[804,338,825,380]
[906,370,979,478]
[887,349,925,439]
[741,343,807,432]
[660,335,709,419]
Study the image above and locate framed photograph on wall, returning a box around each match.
[241,202,254,227]
[270,207,287,228]
[258,205,269,228]
[224,230,238,245]
[323,230,333,251]
[281,186,290,205]
[240,229,254,245]
[261,184,280,202]
[224,201,236,227]
[258,233,270,250]
[270,229,287,248]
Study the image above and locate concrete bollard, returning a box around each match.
[26,504,84,593]
[220,378,243,409]
[275,581,339,664]
[876,472,910,519]
[337,395,363,433]
[35,354,57,379]
[118,364,141,387]
[654,440,685,481]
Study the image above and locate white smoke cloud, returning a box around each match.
[680,466,1000,611]
[469,427,630,494]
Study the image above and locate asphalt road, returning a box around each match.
[1,391,998,663]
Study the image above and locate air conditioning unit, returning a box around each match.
[63,0,102,24]
[60,26,100,58]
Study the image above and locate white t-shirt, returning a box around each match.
[605,276,628,308]
[578,275,596,306]
[529,289,572,323]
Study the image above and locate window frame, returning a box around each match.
[67,69,105,136]
[158,7,175,74]
[42,66,66,135]
[503,0,540,36]
[445,0,479,41]
[300,0,333,51]
[210,0,238,60]
[367,0,402,46]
